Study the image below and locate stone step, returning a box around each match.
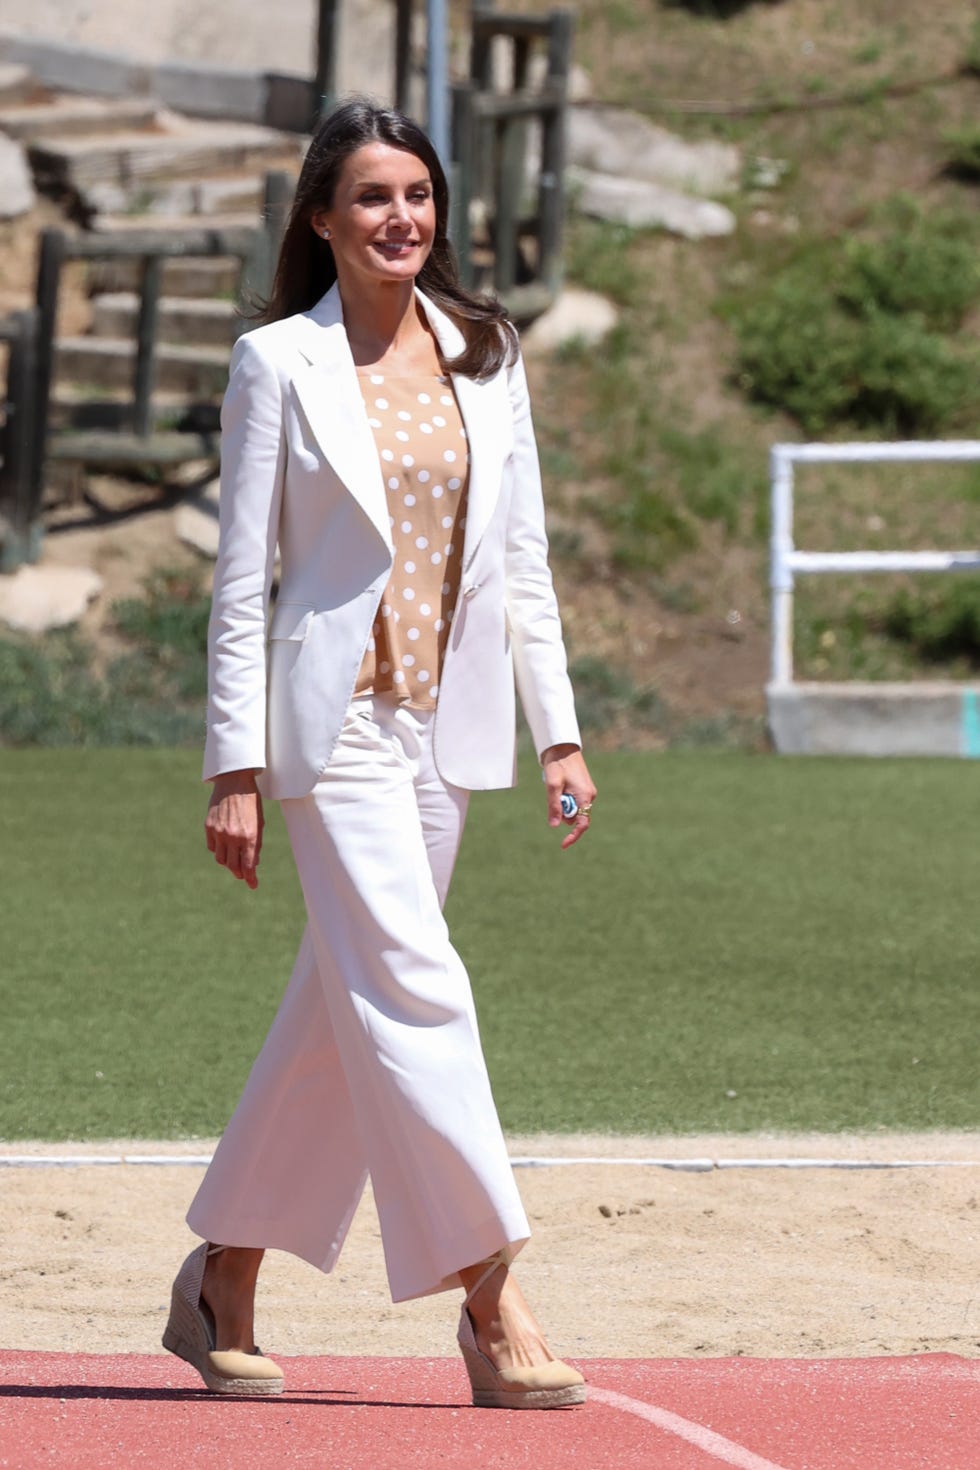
[50,386,221,432]
[28,119,299,196]
[90,292,239,349]
[86,255,243,299]
[84,169,273,220]
[0,96,160,142]
[0,64,35,105]
[88,210,260,235]
[55,336,230,397]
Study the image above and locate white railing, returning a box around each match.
[769,441,980,685]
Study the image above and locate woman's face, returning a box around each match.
[312,143,437,291]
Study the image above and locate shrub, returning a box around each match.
[725,199,980,434]
[965,14,980,77]
[0,566,211,747]
[568,655,670,733]
[881,580,980,666]
[944,125,980,181]
[563,218,644,308]
[0,633,205,745]
[838,205,980,330]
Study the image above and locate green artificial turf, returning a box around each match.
[2,749,978,1139]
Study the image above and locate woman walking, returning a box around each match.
[163,96,596,1410]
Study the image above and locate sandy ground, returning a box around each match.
[3,1133,979,1362]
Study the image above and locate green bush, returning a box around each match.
[0,566,210,746]
[657,424,761,536]
[564,218,644,308]
[882,579,980,666]
[965,14,980,76]
[112,566,211,701]
[725,198,980,434]
[0,633,205,745]
[944,125,980,181]
[838,207,980,330]
[568,655,669,733]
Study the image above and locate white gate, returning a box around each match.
[768,440,980,757]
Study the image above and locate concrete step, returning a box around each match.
[29,119,299,196]
[88,210,259,235]
[0,64,35,105]
[55,336,230,397]
[50,385,221,431]
[83,169,277,219]
[86,255,243,299]
[0,96,160,141]
[90,292,239,349]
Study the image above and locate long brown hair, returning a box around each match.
[262,96,515,381]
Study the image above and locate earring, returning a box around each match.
[321,229,331,239]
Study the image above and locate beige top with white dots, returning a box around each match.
[354,372,470,709]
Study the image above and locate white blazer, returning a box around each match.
[203,283,581,800]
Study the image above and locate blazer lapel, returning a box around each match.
[291,286,393,554]
[288,284,509,567]
[415,292,509,571]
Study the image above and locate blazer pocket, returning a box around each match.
[268,601,314,642]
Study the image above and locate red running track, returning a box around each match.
[0,1352,976,1469]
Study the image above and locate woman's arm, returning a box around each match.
[502,349,581,754]
[503,350,597,846]
[203,333,288,784]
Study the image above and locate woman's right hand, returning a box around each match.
[205,770,264,889]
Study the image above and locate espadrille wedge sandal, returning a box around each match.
[162,1243,283,1395]
[457,1254,585,1409]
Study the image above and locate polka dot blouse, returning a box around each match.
[354,372,470,709]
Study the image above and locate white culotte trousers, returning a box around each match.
[187,695,530,1303]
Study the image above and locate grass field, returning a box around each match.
[2,748,978,1140]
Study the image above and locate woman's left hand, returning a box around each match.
[541,744,597,850]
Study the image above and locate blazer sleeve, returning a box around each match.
[503,347,582,758]
[202,333,287,781]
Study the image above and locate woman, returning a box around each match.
[163,96,596,1410]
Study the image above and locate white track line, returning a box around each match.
[513,1157,980,1171]
[590,1386,792,1470]
[1,1154,978,1169]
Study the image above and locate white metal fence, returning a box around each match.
[769,441,980,685]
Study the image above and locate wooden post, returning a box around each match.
[29,228,67,518]
[395,0,413,114]
[538,9,573,296]
[450,83,475,286]
[0,308,40,571]
[494,113,524,293]
[132,255,162,438]
[315,0,340,118]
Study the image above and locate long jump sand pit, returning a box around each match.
[2,1133,978,1361]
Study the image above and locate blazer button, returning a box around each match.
[462,584,478,600]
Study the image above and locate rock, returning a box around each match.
[568,105,740,198]
[0,134,35,218]
[0,564,102,632]
[570,166,736,239]
[176,480,280,569]
[521,287,618,355]
[175,478,221,559]
[0,62,34,104]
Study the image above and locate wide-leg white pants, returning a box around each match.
[187,696,530,1303]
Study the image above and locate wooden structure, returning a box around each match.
[454,3,572,316]
[0,173,291,570]
[1,2,573,569]
[316,0,574,316]
[0,309,41,571]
